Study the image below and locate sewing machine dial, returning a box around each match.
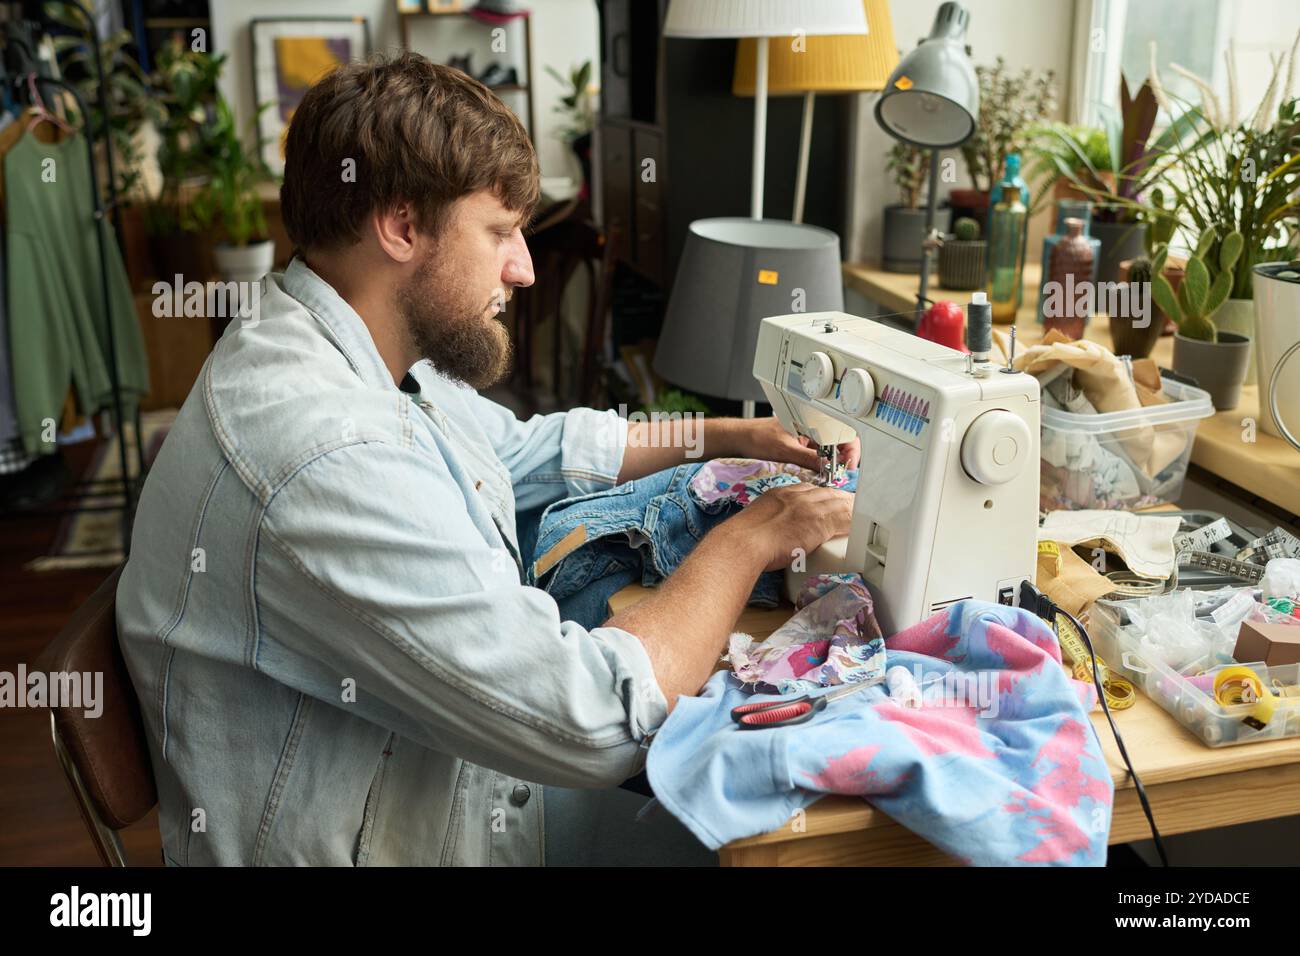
[800,352,836,399]
[839,368,875,417]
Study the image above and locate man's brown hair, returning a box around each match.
[280,52,539,252]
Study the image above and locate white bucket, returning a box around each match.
[213,240,275,283]
[1253,264,1300,449]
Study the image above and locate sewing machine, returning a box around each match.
[753,311,1041,634]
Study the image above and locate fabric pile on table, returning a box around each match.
[646,599,1114,866]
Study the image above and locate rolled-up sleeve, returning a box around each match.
[255,440,666,789]
[461,391,627,511]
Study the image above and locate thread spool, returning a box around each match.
[966,291,993,365]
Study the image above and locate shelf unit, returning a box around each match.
[399,9,536,138]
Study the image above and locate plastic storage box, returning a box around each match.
[1040,376,1215,511]
[1091,605,1300,747]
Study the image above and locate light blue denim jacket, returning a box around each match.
[115,258,669,866]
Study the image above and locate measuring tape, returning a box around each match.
[1037,542,1136,708]
[1177,550,1266,583]
[1104,570,1167,597]
[1236,527,1300,565]
[1174,517,1233,554]
[1213,666,1280,730]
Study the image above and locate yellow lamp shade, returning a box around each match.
[733,0,899,95]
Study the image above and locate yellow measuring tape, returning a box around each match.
[1038,542,1136,710]
[1212,666,1280,731]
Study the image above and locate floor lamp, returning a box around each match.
[732,0,899,224]
[658,1,868,417]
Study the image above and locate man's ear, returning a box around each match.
[371,203,417,264]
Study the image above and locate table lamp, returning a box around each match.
[873,1,979,326]
[663,0,867,220]
[732,0,899,223]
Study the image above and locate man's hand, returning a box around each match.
[725,482,854,571]
[728,416,861,472]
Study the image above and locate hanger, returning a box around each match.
[25,73,73,135]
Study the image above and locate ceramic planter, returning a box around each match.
[1089,218,1147,284]
[938,238,986,290]
[213,239,275,283]
[882,204,948,273]
[1212,298,1257,386]
[1252,263,1300,445]
[1172,331,1252,411]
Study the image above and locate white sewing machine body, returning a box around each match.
[753,312,1040,635]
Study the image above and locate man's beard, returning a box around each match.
[396,255,513,390]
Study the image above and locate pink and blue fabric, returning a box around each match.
[646,601,1114,866]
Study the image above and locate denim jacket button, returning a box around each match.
[510,783,532,806]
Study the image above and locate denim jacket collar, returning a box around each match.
[282,256,399,394]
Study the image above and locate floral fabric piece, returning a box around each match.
[728,573,887,694]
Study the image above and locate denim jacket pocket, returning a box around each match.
[353,733,394,867]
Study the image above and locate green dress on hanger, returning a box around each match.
[5,130,149,456]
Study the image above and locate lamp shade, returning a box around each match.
[733,0,898,95]
[874,1,978,148]
[663,0,867,39]
[654,219,844,403]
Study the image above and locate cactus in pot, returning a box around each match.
[1150,225,1244,342]
[938,217,987,291]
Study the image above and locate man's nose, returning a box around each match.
[503,230,535,288]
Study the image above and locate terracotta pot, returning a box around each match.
[1052,171,1116,204]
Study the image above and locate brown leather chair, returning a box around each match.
[36,567,157,866]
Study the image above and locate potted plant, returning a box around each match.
[956,57,1056,233]
[883,142,946,273]
[1153,226,1252,409]
[1113,186,1183,354]
[146,36,227,281]
[544,60,594,199]
[188,95,275,283]
[1027,76,1170,283]
[1136,38,1300,386]
[938,216,986,290]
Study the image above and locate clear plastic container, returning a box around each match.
[1090,606,1300,747]
[1040,377,1215,511]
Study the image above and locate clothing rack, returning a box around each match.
[0,1,146,548]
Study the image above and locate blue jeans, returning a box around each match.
[521,463,784,630]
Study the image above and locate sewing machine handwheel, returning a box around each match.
[960,410,1031,485]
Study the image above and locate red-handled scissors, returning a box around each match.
[730,678,880,729]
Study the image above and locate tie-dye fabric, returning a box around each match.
[687,457,856,509]
[646,601,1113,866]
[728,573,887,694]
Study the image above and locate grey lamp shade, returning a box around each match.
[874,1,978,148]
[654,218,844,403]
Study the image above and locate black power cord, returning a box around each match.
[1018,580,1169,867]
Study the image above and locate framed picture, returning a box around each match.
[250,17,372,174]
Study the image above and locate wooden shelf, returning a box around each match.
[842,260,1300,517]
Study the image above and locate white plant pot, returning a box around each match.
[1253,264,1300,447]
[1212,297,1257,386]
[213,240,275,283]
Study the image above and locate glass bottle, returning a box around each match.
[986,161,1028,324]
[1037,199,1101,323]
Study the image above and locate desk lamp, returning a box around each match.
[874,1,979,327]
